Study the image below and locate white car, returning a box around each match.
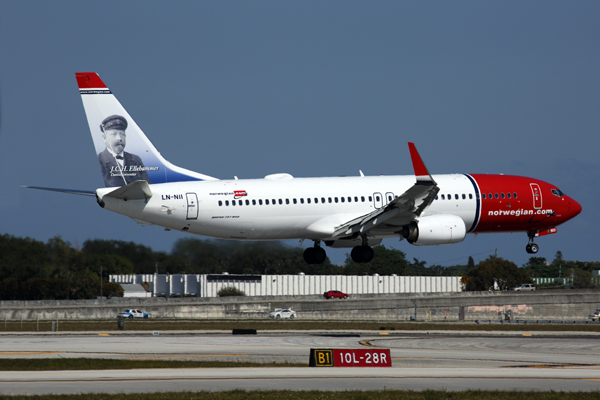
[511,284,536,291]
[117,309,150,319]
[269,308,297,319]
[589,310,600,321]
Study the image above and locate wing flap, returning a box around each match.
[332,143,439,238]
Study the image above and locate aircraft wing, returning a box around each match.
[332,143,438,238]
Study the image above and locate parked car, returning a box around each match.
[323,290,349,299]
[510,284,536,291]
[118,309,150,319]
[269,308,296,319]
[589,310,600,321]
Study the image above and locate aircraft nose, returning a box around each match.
[568,197,582,218]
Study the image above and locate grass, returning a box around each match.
[2,319,600,332]
[3,390,600,400]
[0,358,307,371]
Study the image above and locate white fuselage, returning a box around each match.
[98,173,478,241]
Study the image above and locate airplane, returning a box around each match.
[25,72,582,264]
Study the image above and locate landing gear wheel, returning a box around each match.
[362,246,374,263]
[526,243,539,254]
[303,247,316,263]
[351,246,374,263]
[313,247,326,264]
[303,245,327,264]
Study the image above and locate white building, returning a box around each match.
[110,273,463,298]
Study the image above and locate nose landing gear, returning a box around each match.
[526,232,539,254]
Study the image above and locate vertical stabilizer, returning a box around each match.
[76,72,217,187]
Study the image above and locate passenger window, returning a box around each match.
[507,193,511,199]
[501,193,505,199]
[335,197,339,203]
[514,192,517,198]
[455,194,459,200]
[232,201,236,206]
[245,200,250,205]
[285,199,289,204]
[328,197,332,203]
[259,199,263,205]
[441,194,445,200]
[279,199,283,205]
[340,197,344,203]
[361,196,365,202]
[494,193,499,199]
[482,193,486,199]
[218,201,223,206]
[265,199,269,205]
[300,198,304,204]
[252,200,256,205]
[225,200,229,206]
[376,196,380,202]
[435,195,438,200]
[448,194,451,200]
[348,197,352,202]
[462,194,466,200]
[488,193,492,199]
[307,198,311,204]
[272,199,276,205]
[469,194,473,199]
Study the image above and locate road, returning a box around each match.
[1,330,600,394]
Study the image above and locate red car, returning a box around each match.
[324,290,349,299]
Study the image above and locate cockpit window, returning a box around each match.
[551,189,564,197]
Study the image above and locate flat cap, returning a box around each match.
[100,115,128,132]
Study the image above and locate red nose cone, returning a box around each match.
[569,197,582,218]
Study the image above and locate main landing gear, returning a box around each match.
[350,234,375,263]
[351,245,374,263]
[303,241,327,264]
[526,232,539,254]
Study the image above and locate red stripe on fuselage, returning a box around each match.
[470,174,581,233]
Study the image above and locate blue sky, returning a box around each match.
[1,1,598,268]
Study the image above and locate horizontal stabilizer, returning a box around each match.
[21,186,96,196]
[104,180,152,201]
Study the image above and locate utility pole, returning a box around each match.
[100,265,103,299]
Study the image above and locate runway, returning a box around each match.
[1,330,600,394]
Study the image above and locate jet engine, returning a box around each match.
[399,214,466,246]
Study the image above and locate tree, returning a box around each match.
[217,286,246,297]
[103,282,124,298]
[464,256,532,291]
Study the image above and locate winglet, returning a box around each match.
[408,142,436,185]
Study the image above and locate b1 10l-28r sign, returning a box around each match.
[309,348,391,367]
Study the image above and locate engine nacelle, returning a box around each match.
[400,214,466,246]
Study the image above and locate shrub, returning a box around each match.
[217,286,246,297]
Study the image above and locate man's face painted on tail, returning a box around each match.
[103,129,126,155]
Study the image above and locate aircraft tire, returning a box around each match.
[303,247,316,264]
[351,246,363,263]
[313,247,326,264]
[530,243,539,253]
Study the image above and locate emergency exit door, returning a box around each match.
[186,193,198,220]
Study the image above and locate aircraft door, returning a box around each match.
[385,192,395,205]
[186,193,199,220]
[530,183,542,210]
[373,192,383,209]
